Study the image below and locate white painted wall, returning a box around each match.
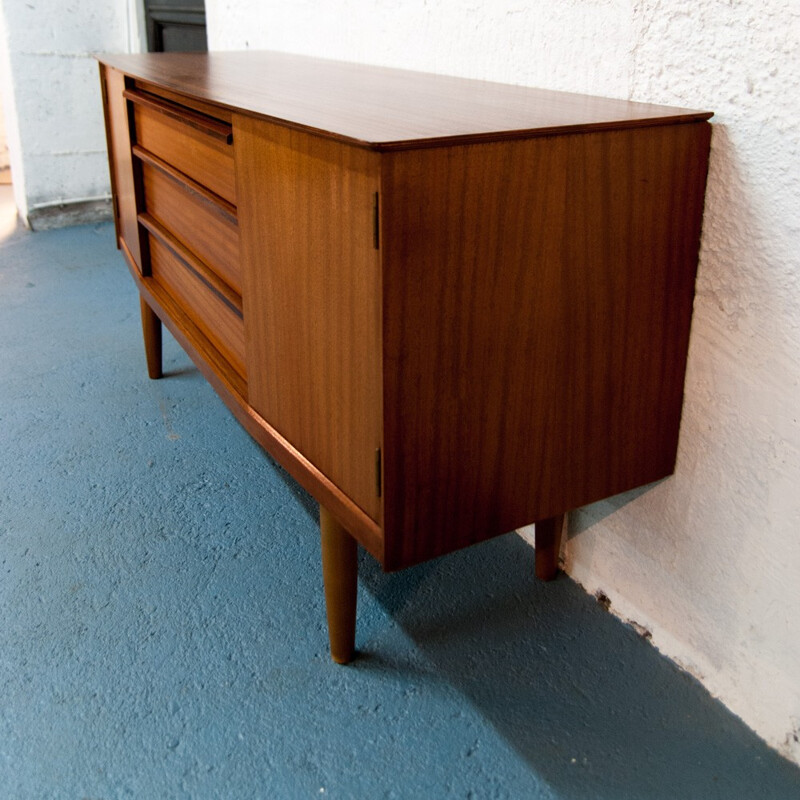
[0,1,26,211]
[206,0,800,764]
[0,0,142,224]
[0,77,9,174]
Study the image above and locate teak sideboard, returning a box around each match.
[98,51,712,663]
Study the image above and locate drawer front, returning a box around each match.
[141,161,241,294]
[133,81,233,124]
[133,102,236,204]
[148,234,246,379]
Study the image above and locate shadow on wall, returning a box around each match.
[559,120,799,711]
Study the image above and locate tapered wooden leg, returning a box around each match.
[535,514,565,581]
[139,296,162,379]
[320,506,358,664]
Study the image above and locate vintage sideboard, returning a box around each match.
[98,51,712,663]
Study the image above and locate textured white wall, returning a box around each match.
[569,0,800,768]
[0,0,137,222]
[0,77,9,172]
[0,0,26,214]
[206,0,800,764]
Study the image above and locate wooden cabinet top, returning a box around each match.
[98,51,712,151]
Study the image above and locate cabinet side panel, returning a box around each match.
[381,122,711,569]
[234,115,383,526]
[101,66,141,268]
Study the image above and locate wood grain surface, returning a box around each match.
[133,79,234,123]
[139,157,241,294]
[139,296,162,380]
[124,88,233,142]
[148,233,246,379]
[120,245,384,559]
[99,52,712,151]
[235,115,383,523]
[320,506,358,664]
[133,100,236,204]
[535,515,566,582]
[133,145,237,221]
[100,65,142,267]
[380,121,711,569]
[100,54,712,577]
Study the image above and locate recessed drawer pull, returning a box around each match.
[146,232,246,381]
[139,212,243,316]
[133,144,237,222]
[123,88,233,143]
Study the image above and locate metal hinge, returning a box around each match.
[372,191,380,250]
[375,447,382,497]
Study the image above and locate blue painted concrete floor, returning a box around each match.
[2,195,800,799]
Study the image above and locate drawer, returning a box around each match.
[148,234,246,379]
[140,158,241,294]
[128,90,236,205]
[133,80,233,124]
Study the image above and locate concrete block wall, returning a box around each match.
[0,0,137,227]
[205,0,800,765]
